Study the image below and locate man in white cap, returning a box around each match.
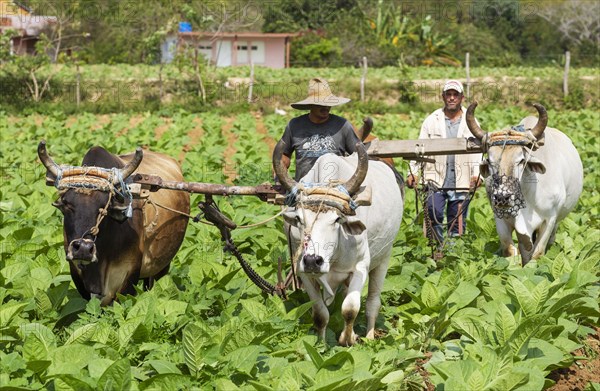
[406,80,482,246]
[278,78,360,180]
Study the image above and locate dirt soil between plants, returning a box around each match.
[548,327,600,391]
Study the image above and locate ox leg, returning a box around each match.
[516,232,533,266]
[365,257,390,340]
[532,218,556,259]
[496,219,518,257]
[301,275,329,341]
[339,262,368,346]
[144,263,170,290]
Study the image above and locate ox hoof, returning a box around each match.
[338,331,358,347]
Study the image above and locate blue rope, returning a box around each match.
[111,168,133,218]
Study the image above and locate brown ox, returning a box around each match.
[39,141,190,305]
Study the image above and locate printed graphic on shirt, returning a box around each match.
[300,135,337,157]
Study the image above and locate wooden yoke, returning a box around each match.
[366,137,484,160]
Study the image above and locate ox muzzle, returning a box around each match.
[487,173,526,218]
[67,238,98,267]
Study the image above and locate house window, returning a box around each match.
[236,41,265,64]
[197,40,212,59]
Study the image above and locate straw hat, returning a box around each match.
[290,78,351,110]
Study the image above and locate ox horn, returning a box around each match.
[466,101,487,140]
[343,142,369,196]
[38,140,60,178]
[115,147,143,183]
[356,117,374,142]
[530,103,548,140]
[272,139,297,192]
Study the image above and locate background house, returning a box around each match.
[163,31,297,69]
[0,0,57,55]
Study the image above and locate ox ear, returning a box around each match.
[526,156,546,174]
[341,216,366,236]
[479,159,490,178]
[108,203,129,223]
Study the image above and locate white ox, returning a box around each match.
[273,141,403,346]
[466,102,583,264]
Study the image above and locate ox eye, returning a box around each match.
[52,199,64,209]
[335,216,347,224]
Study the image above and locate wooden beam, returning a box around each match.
[366,137,483,159]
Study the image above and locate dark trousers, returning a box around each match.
[426,191,470,242]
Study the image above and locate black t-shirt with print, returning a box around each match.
[281,113,359,180]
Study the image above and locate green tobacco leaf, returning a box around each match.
[452,314,488,343]
[47,344,95,376]
[97,358,131,391]
[421,281,441,309]
[531,279,550,314]
[314,351,354,391]
[303,341,324,369]
[285,301,313,321]
[118,316,144,349]
[526,338,565,371]
[1,301,28,327]
[35,291,53,315]
[65,323,98,345]
[507,314,547,358]
[380,370,404,384]
[507,277,536,317]
[147,359,182,375]
[483,368,529,391]
[226,345,265,375]
[494,304,517,346]
[22,324,56,362]
[182,322,211,377]
[53,374,94,391]
[446,281,480,316]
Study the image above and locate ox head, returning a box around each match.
[273,140,368,277]
[466,103,547,218]
[38,141,142,277]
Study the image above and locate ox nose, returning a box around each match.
[303,254,324,272]
[69,239,96,261]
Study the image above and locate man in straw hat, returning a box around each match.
[407,79,482,248]
[278,78,360,180]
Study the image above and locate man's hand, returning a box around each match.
[470,176,482,189]
[407,174,418,189]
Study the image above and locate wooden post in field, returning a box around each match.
[465,52,470,100]
[159,62,164,103]
[75,63,81,108]
[563,51,570,97]
[248,60,254,104]
[360,56,368,102]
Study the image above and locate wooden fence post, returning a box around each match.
[248,60,254,104]
[76,63,81,108]
[465,52,470,100]
[360,56,368,102]
[563,51,570,97]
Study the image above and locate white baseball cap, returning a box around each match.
[443,80,464,94]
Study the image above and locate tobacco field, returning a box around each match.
[1,106,599,390]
